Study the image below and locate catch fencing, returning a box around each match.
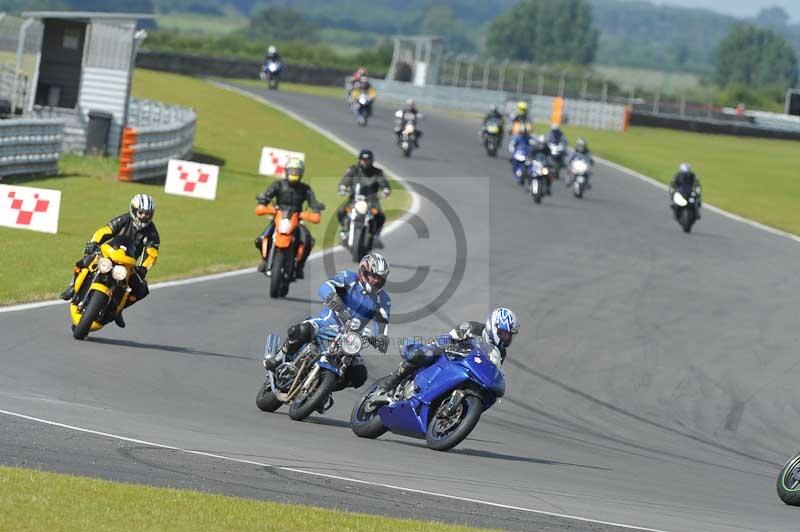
[372,79,629,131]
[0,118,63,179]
[118,98,196,181]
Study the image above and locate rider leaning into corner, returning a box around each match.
[372,308,520,404]
[394,98,423,147]
[60,194,159,329]
[255,158,325,279]
[337,149,391,248]
[275,252,392,398]
[669,162,702,218]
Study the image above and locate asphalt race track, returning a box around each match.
[2,83,800,532]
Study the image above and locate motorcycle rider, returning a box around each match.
[255,158,325,280]
[669,163,702,219]
[337,149,391,248]
[59,194,159,329]
[566,138,594,188]
[372,307,520,404]
[394,98,423,147]
[482,104,505,137]
[509,101,532,136]
[276,252,392,398]
[546,123,568,156]
[264,45,281,64]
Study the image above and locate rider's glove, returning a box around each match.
[372,334,390,354]
[83,242,100,256]
[255,192,268,205]
[338,186,348,196]
[134,266,148,279]
[325,293,352,322]
[380,187,390,199]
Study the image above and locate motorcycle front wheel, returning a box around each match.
[256,380,283,412]
[425,395,482,451]
[680,208,695,233]
[350,378,390,439]
[777,452,800,505]
[288,370,338,421]
[73,290,109,340]
[269,249,287,298]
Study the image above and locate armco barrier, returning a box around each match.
[372,80,629,131]
[118,99,196,181]
[0,118,63,179]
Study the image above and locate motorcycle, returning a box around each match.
[255,201,320,298]
[343,182,380,262]
[350,340,506,452]
[257,318,369,421]
[482,119,503,157]
[528,158,550,204]
[68,236,138,340]
[548,141,567,179]
[671,184,700,234]
[777,451,800,505]
[260,60,283,90]
[568,156,592,199]
[355,92,373,126]
[509,135,532,186]
[396,110,418,157]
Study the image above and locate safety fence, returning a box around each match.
[0,118,63,179]
[118,98,196,181]
[372,80,629,132]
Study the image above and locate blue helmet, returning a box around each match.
[483,307,520,349]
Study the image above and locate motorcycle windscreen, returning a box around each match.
[462,347,506,398]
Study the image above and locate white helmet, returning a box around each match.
[268,45,277,55]
[483,307,519,349]
[129,193,155,229]
[357,252,389,294]
[679,163,692,173]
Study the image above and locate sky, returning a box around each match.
[655,0,800,22]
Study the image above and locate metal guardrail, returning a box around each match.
[0,117,63,179]
[119,98,196,181]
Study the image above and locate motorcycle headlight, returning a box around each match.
[541,167,549,175]
[359,96,368,104]
[111,265,128,281]
[487,125,499,134]
[278,218,292,234]
[573,161,588,173]
[514,153,527,162]
[673,192,688,207]
[97,257,113,274]
[341,332,362,355]
[354,200,369,215]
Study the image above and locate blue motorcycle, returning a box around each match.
[350,341,506,451]
[509,134,532,186]
[257,318,367,421]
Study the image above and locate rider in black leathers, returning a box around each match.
[669,163,702,219]
[337,149,391,248]
[255,158,325,279]
[482,104,505,136]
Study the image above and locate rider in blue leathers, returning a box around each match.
[278,252,391,389]
[372,308,520,403]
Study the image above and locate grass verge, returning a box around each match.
[550,124,800,235]
[0,69,409,305]
[0,466,493,532]
[222,77,345,99]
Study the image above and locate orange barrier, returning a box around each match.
[623,105,631,132]
[117,127,137,181]
[551,97,564,126]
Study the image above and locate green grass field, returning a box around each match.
[0,70,409,305]
[0,466,493,532]
[548,124,800,235]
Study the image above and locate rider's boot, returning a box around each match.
[114,312,126,328]
[60,268,79,300]
[371,361,416,405]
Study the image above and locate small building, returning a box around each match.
[20,11,152,155]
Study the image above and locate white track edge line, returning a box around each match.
[0,81,421,314]
[595,156,800,244]
[0,408,671,532]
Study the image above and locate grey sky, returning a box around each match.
[655,1,800,22]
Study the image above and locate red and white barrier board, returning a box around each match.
[0,184,61,234]
[165,159,220,201]
[258,147,305,178]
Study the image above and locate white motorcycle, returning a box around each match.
[568,156,592,199]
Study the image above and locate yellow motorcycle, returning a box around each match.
[69,236,138,340]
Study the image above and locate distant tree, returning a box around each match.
[244,7,319,44]
[714,24,798,88]
[417,6,475,53]
[756,6,790,30]
[485,0,598,64]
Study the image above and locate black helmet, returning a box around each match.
[358,149,374,168]
[575,138,588,153]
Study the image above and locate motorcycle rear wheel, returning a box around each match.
[73,291,108,340]
[256,380,283,412]
[288,370,338,421]
[425,395,482,451]
[778,452,800,505]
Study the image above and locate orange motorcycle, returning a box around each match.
[255,204,320,298]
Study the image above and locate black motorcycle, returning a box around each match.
[482,118,503,157]
[671,184,701,234]
[343,183,379,262]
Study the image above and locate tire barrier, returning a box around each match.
[0,118,63,179]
